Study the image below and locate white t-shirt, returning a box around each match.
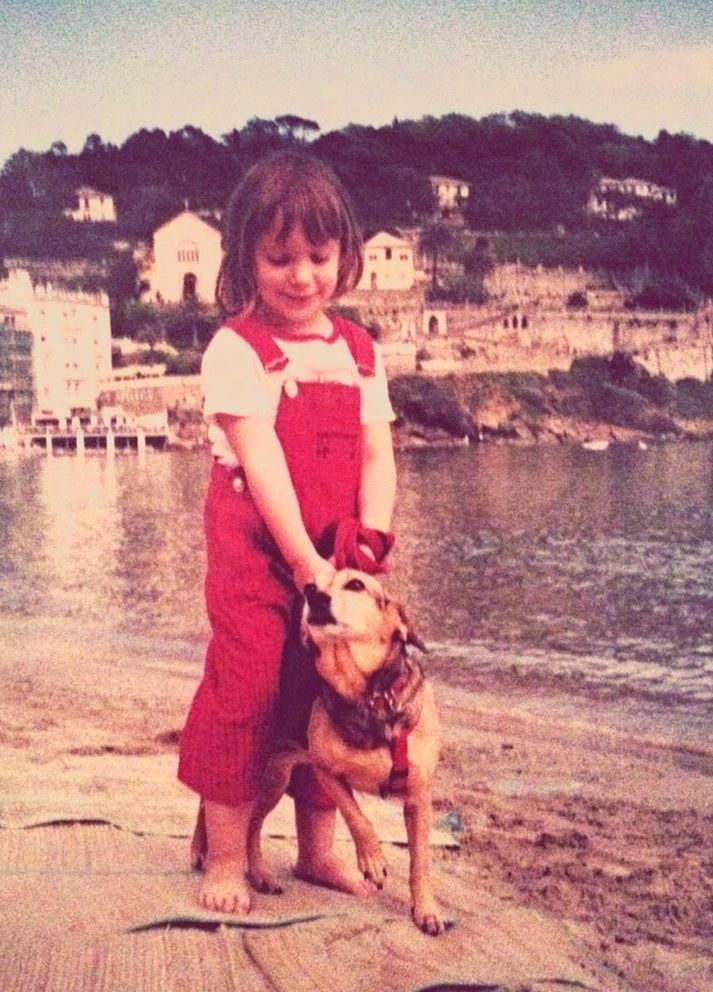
[202,324,395,466]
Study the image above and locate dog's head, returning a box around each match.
[302,569,425,692]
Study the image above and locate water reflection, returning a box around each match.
[392,442,713,686]
[1,442,712,709]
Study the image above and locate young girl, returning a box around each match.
[178,150,397,914]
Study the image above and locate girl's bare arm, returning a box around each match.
[216,413,333,589]
[358,421,396,532]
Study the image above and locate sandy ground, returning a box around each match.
[1,627,712,991]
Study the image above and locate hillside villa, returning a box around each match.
[358,232,416,291]
[429,175,470,223]
[587,177,677,223]
[64,187,117,223]
[142,210,223,305]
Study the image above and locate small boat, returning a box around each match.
[582,439,610,452]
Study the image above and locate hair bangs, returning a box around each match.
[270,183,346,247]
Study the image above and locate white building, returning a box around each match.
[429,175,470,214]
[65,186,117,223]
[147,210,223,304]
[0,269,112,421]
[587,176,677,221]
[357,232,415,291]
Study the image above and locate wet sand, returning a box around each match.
[1,627,712,991]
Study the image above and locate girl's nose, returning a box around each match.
[290,258,312,285]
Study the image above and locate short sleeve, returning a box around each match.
[360,344,396,424]
[201,326,272,420]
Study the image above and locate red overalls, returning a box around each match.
[178,314,376,805]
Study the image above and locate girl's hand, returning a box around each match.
[292,553,335,594]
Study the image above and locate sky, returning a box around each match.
[1,0,712,167]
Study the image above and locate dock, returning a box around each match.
[8,425,170,454]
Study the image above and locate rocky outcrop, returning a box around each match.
[390,357,713,447]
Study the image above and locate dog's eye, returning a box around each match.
[343,578,366,592]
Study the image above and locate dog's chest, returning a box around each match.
[309,700,395,795]
[335,742,393,795]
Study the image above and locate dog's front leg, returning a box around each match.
[247,750,303,894]
[313,768,388,887]
[404,786,444,935]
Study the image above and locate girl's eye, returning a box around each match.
[311,254,329,265]
[268,256,290,267]
[344,578,366,592]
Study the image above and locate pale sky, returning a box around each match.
[1,0,712,168]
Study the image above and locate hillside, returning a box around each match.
[2,112,712,296]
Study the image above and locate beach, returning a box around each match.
[1,628,711,992]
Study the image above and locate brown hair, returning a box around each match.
[216,150,364,315]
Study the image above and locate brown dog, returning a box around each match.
[245,568,444,935]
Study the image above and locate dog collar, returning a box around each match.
[319,653,424,755]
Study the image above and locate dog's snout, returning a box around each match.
[304,583,329,609]
[304,584,334,625]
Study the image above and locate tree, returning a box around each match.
[418,222,455,290]
[275,115,320,143]
[463,237,495,280]
[81,133,105,156]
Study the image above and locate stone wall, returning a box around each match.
[414,303,713,382]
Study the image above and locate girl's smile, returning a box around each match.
[255,224,340,336]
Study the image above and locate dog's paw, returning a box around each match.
[247,865,284,895]
[411,902,446,936]
[356,843,387,888]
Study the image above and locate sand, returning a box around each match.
[1,625,711,991]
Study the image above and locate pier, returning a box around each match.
[10,425,169,454]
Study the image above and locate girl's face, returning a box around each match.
[254,222,340,335]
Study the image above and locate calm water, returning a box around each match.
[2,442,712,740]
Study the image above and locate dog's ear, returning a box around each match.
[392,602,428,653]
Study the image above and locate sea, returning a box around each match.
[1,441,712,745]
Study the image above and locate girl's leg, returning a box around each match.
[294,797,371,897]
[199,798,255,913]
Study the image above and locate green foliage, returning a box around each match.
[389,374,478,439]
[164,349,203,375]
[630,277,699,311]
[568,351,674,411]
[673,378,713,419]
[426,273,488,304]
[113,300,221,350]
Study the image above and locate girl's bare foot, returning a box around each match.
[294,851,372,897]
[294,800,373,896]
[199,859,252,914]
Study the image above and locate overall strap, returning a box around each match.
[225,313,376,377]
[333,317,377,377]
[224,315,289,372]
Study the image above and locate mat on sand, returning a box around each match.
[0,737,610,990]
[0,823,609,992]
